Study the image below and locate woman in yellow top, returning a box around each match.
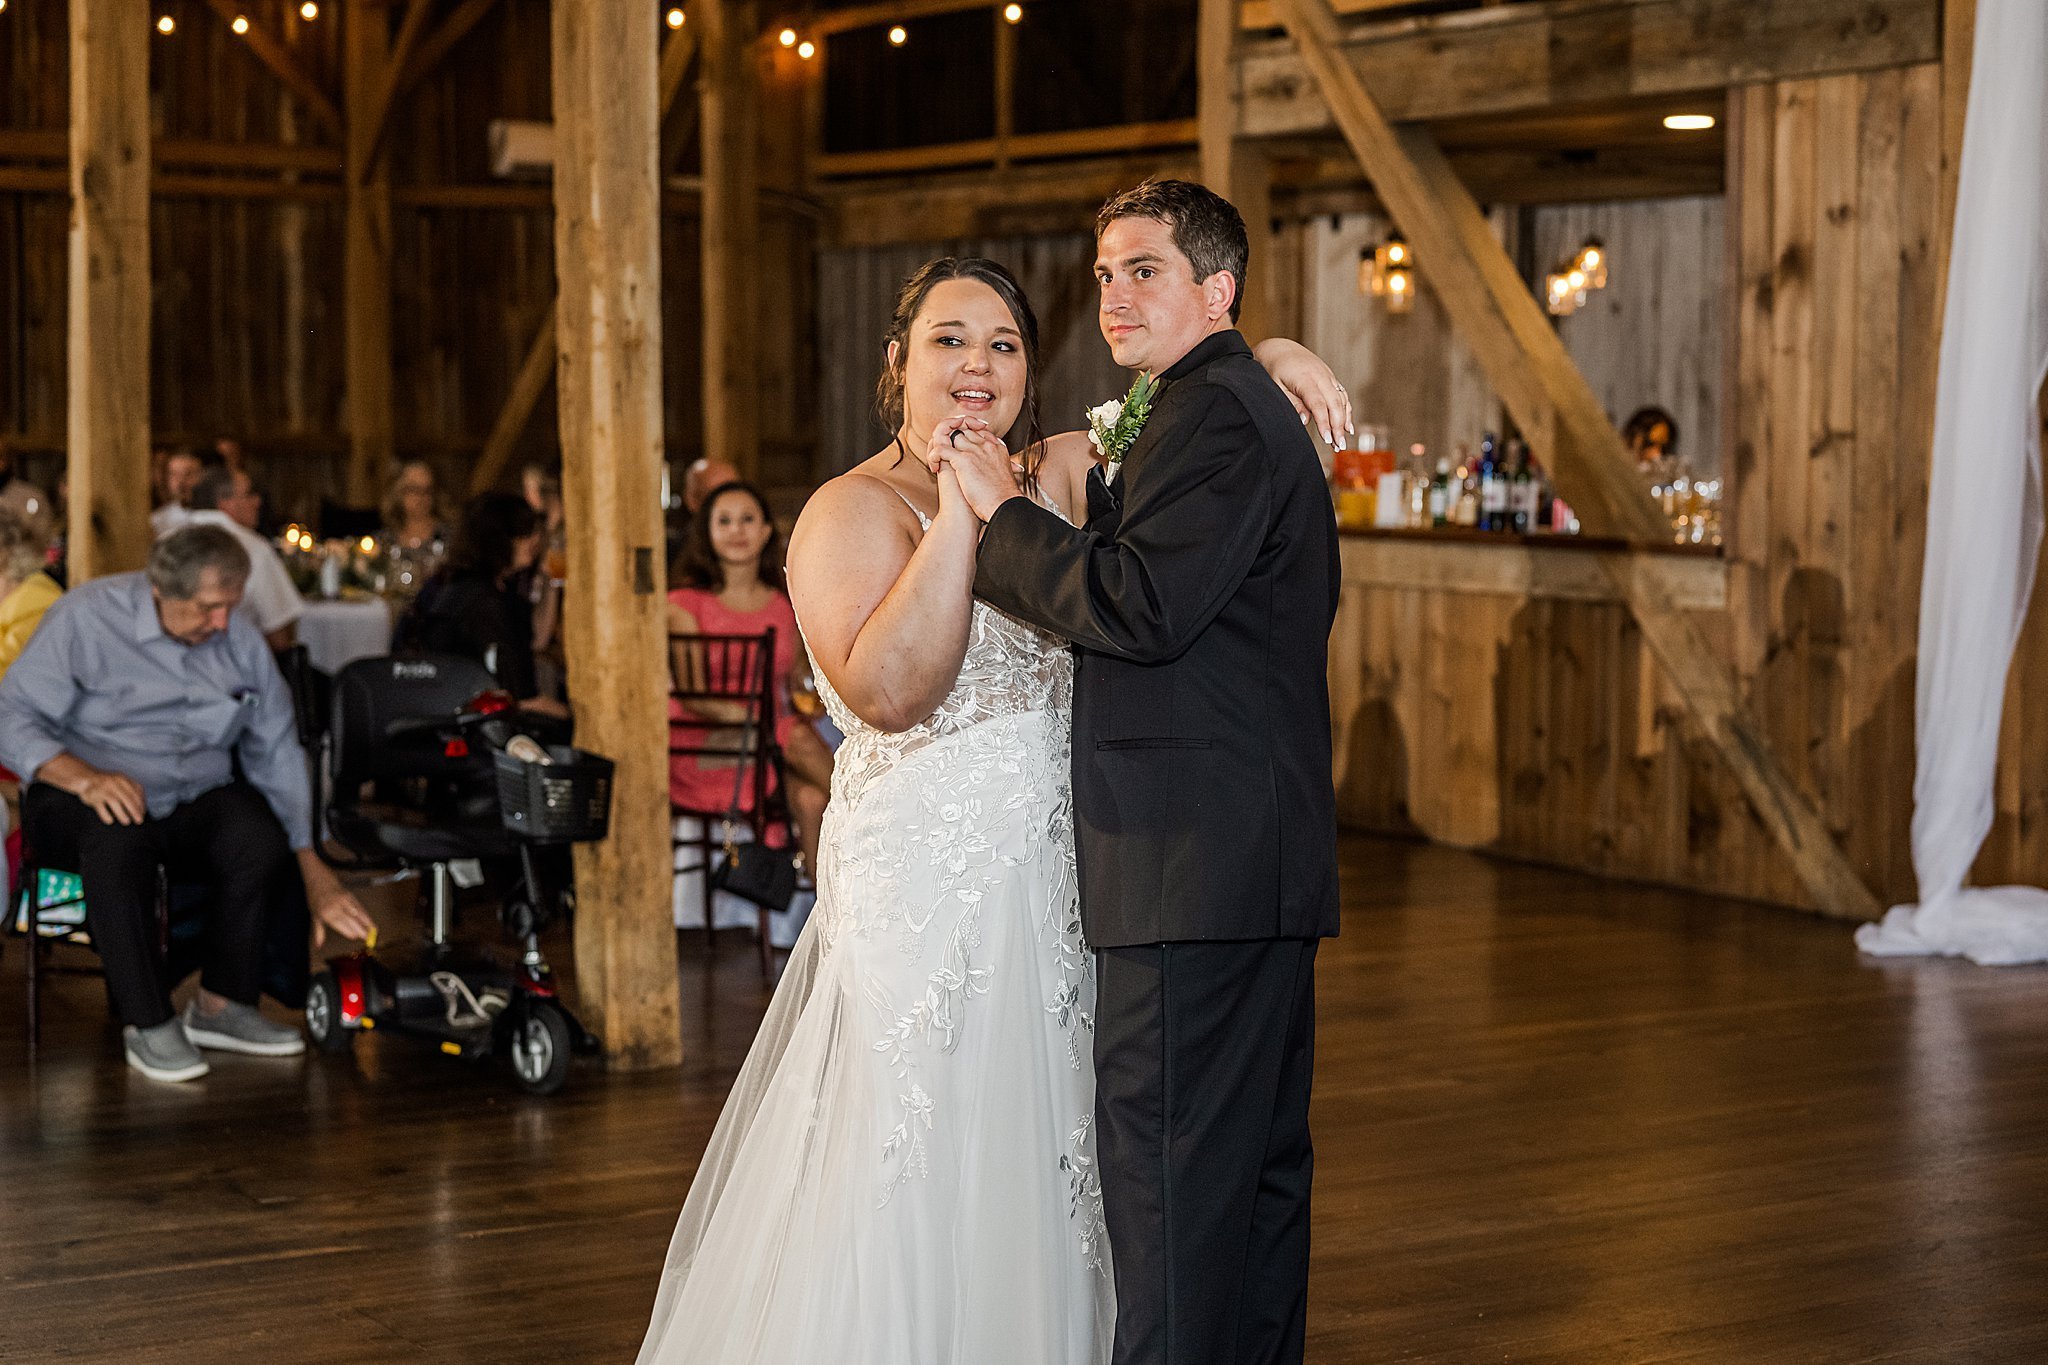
[0,508,59,682]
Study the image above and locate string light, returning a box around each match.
[1003,3,1024,21]
[233,15,250,35]
[888,25,908,45]
[797,40,816,59]
[157,14,176,34]
[0,2,11,15]
[300,1,320,21]
[666,8,685,28]
[779,28,797,47]
[1663,113,1715,131]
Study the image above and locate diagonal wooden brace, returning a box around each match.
[1271,0,1882,920]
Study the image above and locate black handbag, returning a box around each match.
[707,708,801,912]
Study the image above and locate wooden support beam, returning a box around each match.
[68,0,153,582]
[700,0,762,479]
[1199,0,1275,342]
[812,119,1198,178]
[1272,0,1883,922]
[353,0,438,182]
[396,0,503,99]
[1240,0,1940,139]
[658,14,702,172]
[470,25,702,496]
[343,0,397,507]
[551,0,681,1071]
[471,301,558,495]
[202,0,344,141]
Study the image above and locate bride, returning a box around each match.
[636,256,1349,1364]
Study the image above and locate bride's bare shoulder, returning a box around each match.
[791,465,919,549]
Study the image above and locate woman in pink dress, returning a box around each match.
[667,480,834,872]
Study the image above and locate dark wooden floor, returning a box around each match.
[4,836,2046,1363]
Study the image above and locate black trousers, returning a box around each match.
[1096,938,1319,1365]
[24,782,298,1029]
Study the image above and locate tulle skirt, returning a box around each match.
[637,709,1113,1365]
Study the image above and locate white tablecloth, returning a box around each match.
[297,597,394,675]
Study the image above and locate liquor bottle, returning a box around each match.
[1428,457,1452,526]
[1454,445,1479,527]
[1509,441,1535,535]
[1477,433,1506,532]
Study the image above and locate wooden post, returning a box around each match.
[343,3,397,508]
[700,0,762,479]
[1198,0,1275,342]
[552,0,682,1069]
[67,0,152,581]
[1272,0,1883,921]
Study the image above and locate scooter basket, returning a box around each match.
[493,746,615,842]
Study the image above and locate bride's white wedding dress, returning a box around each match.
[637,502,1113,1365]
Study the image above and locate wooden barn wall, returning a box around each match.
[815,234,1127,476]
[1532,196,1726,478]
[1329,65,1951,912]
[0,0,817,523]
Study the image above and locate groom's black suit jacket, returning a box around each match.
[975,329,1341,947]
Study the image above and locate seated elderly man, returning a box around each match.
[0,526,374,1082]
[181,464,301,650]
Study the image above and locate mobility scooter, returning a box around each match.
[304,653,609,1094]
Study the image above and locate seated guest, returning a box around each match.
[0,436,54,545]
[149,447,211,538]
[381,459,451,556]
[181,465,301,650]
[668,480,832,874]
[682,457,742,514]
[397,493,569,722]
[0,507,60,682]
[0,526,375,1082]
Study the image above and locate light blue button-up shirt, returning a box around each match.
[0,572,313,848]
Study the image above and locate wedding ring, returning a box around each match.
[949,429,963,447]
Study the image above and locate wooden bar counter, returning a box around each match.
[1326,526,1784,901]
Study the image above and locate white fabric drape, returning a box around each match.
[1857,0,2048,965]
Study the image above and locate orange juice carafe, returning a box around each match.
[1331,446,1376,530]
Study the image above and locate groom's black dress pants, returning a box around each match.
[1096,938,1319,1365]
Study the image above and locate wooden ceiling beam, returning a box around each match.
[471,22,700,495]
[201,0,344,141]
[1271,0,1883,924]
[1242,0,1938,138]
[353,0,438,183]
[395,0,504,98]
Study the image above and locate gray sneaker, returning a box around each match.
[124,1020,210,1082]
[182,999,307,1057]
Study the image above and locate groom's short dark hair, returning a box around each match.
[1096,179,1250,323]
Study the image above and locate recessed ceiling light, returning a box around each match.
[156,14,175,33]
[888,26,908,46]
[666,8,685,28]
[1663,113,1717,132]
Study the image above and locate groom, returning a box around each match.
[940,179,1340,1365]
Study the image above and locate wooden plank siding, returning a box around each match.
[0,0,818,517]
[1329,63,1954,912]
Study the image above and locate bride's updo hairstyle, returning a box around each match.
[876,255,1047,491]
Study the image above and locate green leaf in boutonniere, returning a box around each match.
[1086,373,1163,484]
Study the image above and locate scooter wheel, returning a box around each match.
[304,971,355,1054]
[509,999,574,1095]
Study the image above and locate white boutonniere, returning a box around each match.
[1087,373,1162,485]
